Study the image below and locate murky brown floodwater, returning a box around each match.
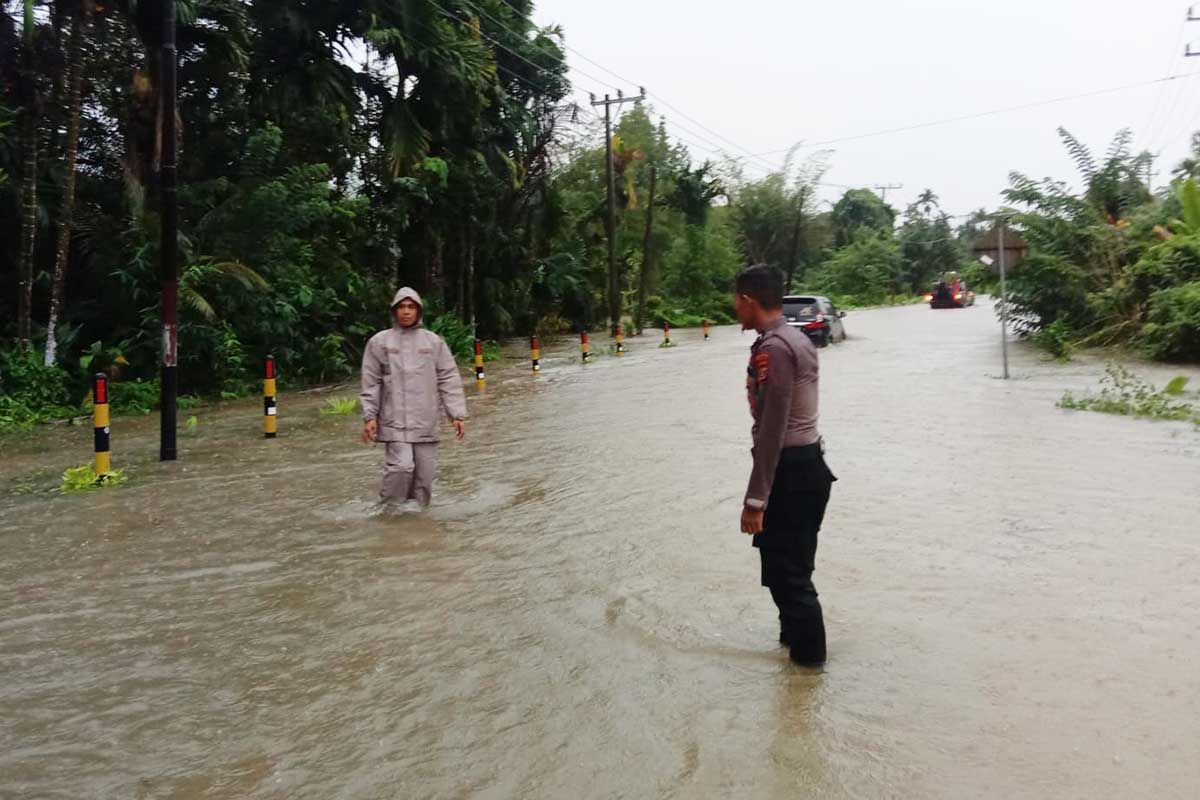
[3,302,1200,799]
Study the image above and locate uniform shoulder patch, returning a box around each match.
[754,351,770,383]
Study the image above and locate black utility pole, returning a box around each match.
[159,0,178,461]
[591,88,645,335]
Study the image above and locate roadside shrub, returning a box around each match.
[107,379,161,415]
[1033,319,1075,361]
[1003,253,1091,336]
[1125,236,1200,309]
[426,312,499,362]
[1140,281,1200,362]
[1058,364,1195,422]
[0,349,74,408]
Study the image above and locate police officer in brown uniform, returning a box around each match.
[734,265,837,666]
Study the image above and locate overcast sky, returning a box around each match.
[533,0,1199,218]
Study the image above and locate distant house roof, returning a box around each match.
[973,223,1029,252]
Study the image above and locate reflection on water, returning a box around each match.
[3,302,1200,798]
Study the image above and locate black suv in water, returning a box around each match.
[782,295,847,347]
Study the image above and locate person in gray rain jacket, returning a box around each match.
[360,287,467,507]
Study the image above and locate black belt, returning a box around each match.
[779,440,823,464]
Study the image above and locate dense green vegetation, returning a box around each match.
[1001,128,1200,363]
[14,0,1190,436]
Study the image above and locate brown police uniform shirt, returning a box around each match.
[744,317,820,510]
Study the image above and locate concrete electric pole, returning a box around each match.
[591,88,646,335]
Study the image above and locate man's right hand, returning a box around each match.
[362,419,377,444]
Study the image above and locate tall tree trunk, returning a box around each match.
[18,106,38,351]
[455,225,466,317]
[636,165,657,335]
[44,4,92,366]
[785,186,809,292]
[466,231,475,331]
[16,0,38,350]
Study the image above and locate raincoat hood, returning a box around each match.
[391,287,424,326]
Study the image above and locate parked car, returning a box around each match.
[782,295,847,347]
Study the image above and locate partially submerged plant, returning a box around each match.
[1058,364,1196,423]
[60,465,128,493]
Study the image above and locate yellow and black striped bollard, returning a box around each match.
[703,319,710,340]
[581,331,591,364]
[615,324,625,356]
[92,373,111,477]
[531,335,541,373]
[263,355,278,439]
[474,339,486,388]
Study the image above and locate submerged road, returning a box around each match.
[3,301,1199,798]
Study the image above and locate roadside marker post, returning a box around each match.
[474,340,486,388]
[93,373,111,476]
[263,356,278,438]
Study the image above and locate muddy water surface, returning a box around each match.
[3,303,1200,799]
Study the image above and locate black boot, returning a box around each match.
[787,622,826,666]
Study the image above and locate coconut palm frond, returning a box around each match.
[182,287,217,321]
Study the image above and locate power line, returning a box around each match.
[458,0,799,175]
[1142,11,1189,150]
[425,2,887,192]
[750,70,1200,156]
[437,0,624,94]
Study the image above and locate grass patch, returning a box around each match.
[320,397,359,417]
[1058,364,1197,424]
[59,465,128,493]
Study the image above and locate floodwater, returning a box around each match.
[3,302,1200,799]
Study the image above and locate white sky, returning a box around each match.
[533,0,1200,217]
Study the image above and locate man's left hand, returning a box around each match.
[741,507,765,535]
[453,419,466,440]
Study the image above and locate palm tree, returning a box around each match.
[44,0,95,366]
[180,258,270,321]
[668,161,724,226]
[916,188,940,218]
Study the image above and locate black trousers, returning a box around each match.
[754,444,836,663]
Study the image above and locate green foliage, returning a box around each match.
[60,465,128,493]
[108,379,161,415]
[321,397,358,417]
[0,395,48,433]
[1139,281,1200,361]
[1164,376,1190,395]
[1033,319,1075,361]
[831,189,895,247]
[0,348,74,409]
[1003,253,1091,337]
[1170,179,1200,236]
[897,191,963,293]
[426,313,478,362]
[807,232,903,304]
[1058,365,1196,423]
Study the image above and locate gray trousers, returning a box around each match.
[381,442,439,506]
